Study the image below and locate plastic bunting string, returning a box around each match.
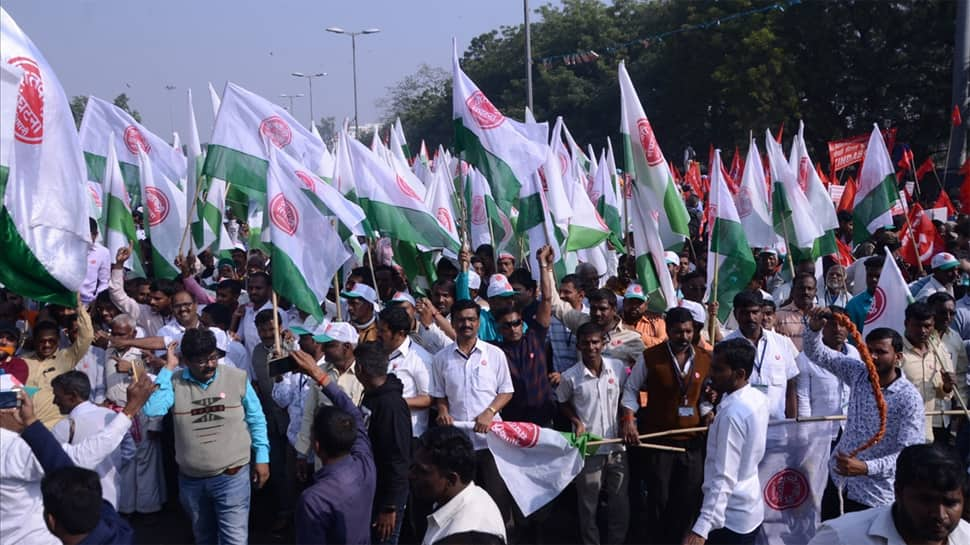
[537,0,801,69]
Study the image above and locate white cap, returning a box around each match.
[678,299,707,325]
[340,284,378,306]
[314,321,359,344]
[664,251,680,266]
[208,327,229,356]
[467,270,482,290]
[389,291,416,306]
[486,274,517,299]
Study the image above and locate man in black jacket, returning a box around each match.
[356,341,413,545]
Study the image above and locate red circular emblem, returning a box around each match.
[735,186,753,218]
[295,170,316,192]
[123,125,151,155]
[395,175,423,202]
[465,90,505,130]
[8,56,44,145]
[489,421,540,448]
[636,118,665,167]
[269,194,299,236]
[471,195,487,225]
[259,115,292,149]
[144,187,169,227]
[865,287,886,325]
[764,468,810,510]
[436,207,454,231]
[558,153,569,176]
[797,157,810,193]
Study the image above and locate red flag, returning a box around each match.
[932,190,956,217]
[915,157,936,181]
[685,161,703,197]
[953,104,963,127]
[669,161,683,183]
[835,237,855,267]
[898,147,914,171]
[900,204,945,268]
[837,176,857,213]
[775,121,784,144]
[815,162,831,187]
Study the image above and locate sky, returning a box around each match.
[3,0,558,142]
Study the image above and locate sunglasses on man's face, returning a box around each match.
[500,319,523,329]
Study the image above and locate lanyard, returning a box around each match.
[666,343,696,402]
[753,335,769,382]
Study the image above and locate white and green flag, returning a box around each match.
[137,149,186,280]
[590,149,624,250]
[266,144,351,321]
[79,96,186,205]
[344,131,461,253]
[789,121,838,260]
[203,82,328,194]
[618,60,689,250]
[103,139,144,276]
[706,150,756,323]
[853,124,901,245]
[564,152,610,251]
[863,247,913,334]
[190,177,234,254]
[465,166,510,251]
[735,138,776,248]
[453,41,546,216]
[0,8,90,306]
[309,122,335,181]
[426,160,461,254]
[765,129,822,251]
[185,88,204,210]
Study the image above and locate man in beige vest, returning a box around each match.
[142,328,269,545]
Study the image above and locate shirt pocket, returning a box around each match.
[472,363,497,393]
[764,360,789,386]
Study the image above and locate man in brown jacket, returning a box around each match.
[621,307,712,545]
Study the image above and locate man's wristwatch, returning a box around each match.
[485,406,497,415]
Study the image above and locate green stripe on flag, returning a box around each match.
[272,245,324,321]
[85,152,141,207]
[104,195,137,241]
[852,174,898,245]
[359,199,461,253]
[710,217,757,322]
[0,165,74,306]
[203,144,269,194]
[566,224,609,251]
[635,253,668,314]
[454,120,520,216]
[150,247,180,280]
[516,192,545,234]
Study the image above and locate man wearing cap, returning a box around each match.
[341,283,380,343]
[0,320,28,383]
[143,328,270,545]
[542,252,646,366]
[296,321,364,469]
[622,307,712,544]
[756,249,785,295]
[664,251,682,295]
[678,299,715,350]
[496,252,516,278]
[621,283,667,350]
[466,270,489,311]
[915,252,962,301]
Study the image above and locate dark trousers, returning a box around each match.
[820,477,870,521]
[641,440,705,545]
[707,524,762,545]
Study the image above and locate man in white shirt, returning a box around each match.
[685,337,769,545]
[231,271,285,355]
[431,299,515,532]
[51,370,134,508]
[81,218,111,306]
[410,426,506,545]
[200,302,254,380]
[378,306,433,439]
[557,321,629,545]
[809,443,970,545]
[724,290,799,420]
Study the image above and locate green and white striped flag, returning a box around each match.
[103,139,145,277]
[465,166,508,251]
[453,41,545,216]
[309,122,335,181]
[853,124,900,245]
[590,148,624,250]
[706,150,756,323]
[736,138,776,248]
[564,151,610,251]
[0,8,90,306]
[79,96,186,207]
[266,144,351,321]
[203,82,328,195]
[137,149,186,280]
[789,121,838,260]
[618,60,689,251]
[344,131,460,253]
[765,129,822,252]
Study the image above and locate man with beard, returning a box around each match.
[821,264,850,307]
[724,291,799,420]
[846,256,885,333]
[620,283,666,350]
[809,443,969,545]
[231,271,285,355]
[416,279,457,354]
[775,272,818,352]
[109,247,175,336]
[623,307,711,545]
[341,283,380,343]
[899,302,955,443]
[109,291,205,359]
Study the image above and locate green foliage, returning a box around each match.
[70,93,143,128]
[315,116,337,147]
[379,0,955,165]
[112,93,142,123]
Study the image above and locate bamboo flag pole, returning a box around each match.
[779,218,798,279]
[708,252,720,344]
[271,291,282,357]
[331,219,343,323]
[178,173,207,257]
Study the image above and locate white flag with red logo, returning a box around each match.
[485,421,584,517]
[79,96,186,207]
[265,144,348,321]
[864,247,913,334]
[425,158,461,255]
[755,420,831,545]
[0,8,90,307]
[136,148,186,280]
[203,82,328,195]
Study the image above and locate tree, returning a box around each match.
[315,116,337,147]
[378,64,451,150]
[69,92,143,128]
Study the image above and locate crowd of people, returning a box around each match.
[2,206,970,545]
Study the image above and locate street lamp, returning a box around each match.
[326,26,381,135]
[290,72,326,127]
[279,93,305,114]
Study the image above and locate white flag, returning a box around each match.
[137,149,187,280]
[863,247,913,334]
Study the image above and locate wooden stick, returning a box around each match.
[271,291,282,357]
[178,174,206,257]
[331,219,343,323]
[635,443,686,453]
[587,426,708,446]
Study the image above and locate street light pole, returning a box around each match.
[290,72,325,127]
[524,0,533,112]
[280,93,305,114]
[326,27,380,136]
